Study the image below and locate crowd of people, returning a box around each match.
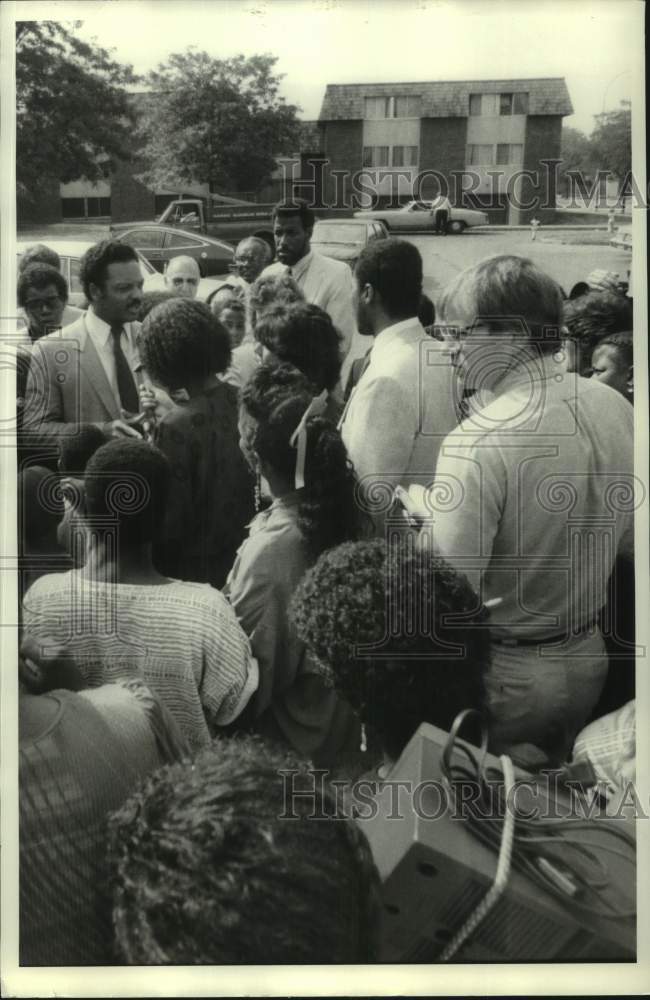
[13,198,636,965]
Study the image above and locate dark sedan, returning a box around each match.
[310,219,390,269]
[112,225,234,277]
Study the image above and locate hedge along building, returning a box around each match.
[298,77,574,223]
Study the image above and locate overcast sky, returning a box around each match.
[15,0,644,134]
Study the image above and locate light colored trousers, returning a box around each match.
[486,629,609,766]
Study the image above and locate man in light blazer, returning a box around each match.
[23,240,147,456]
[339,238,459,530]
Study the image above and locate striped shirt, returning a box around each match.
[22,573,259,750]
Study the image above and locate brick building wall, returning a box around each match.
[321,120,363,208]
[515,115,563,223]
[418,117,467,200]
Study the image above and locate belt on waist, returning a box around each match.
[491,623,599,647]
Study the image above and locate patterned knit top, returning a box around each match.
[22,573,259,751]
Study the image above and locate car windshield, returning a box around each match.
[312,223,365,245]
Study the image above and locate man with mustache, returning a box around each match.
[23,240,146,453]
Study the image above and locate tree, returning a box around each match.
[557,126,597,197]
[137,50,301,196]
[16,21,138,203]
[590,100,632,190]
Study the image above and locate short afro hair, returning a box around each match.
[79,239,140,301]
[107,734,380,964]
[355,237,423,320]
[83,438,170,545]
[136,289,177,323]
[58,425,108,476]
[564,290,633,354]
[139,298,232,389]
[18,243,61,273]
[248,272,305,330]
[290,539,489,761]
[17,263,68,307]
[271,197,315,232]
[255,302,342,392]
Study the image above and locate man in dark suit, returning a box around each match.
[22,241,146,456]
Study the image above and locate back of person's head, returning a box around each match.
[19,243,61,273]
[136,290,177,323]
[248,273,305,329]
[241,363,362,555]
[58,425,108,476]
[79,239,140,301]
[140,298,231,389]
[255,303,342,392]
[107,734,380,964]
[271,198,315,232]
[418,292,435,327]
[355,238,423,319]
[17,263,69,308]
[437,254,564,354]
[83,439,170,545]
[564,289,633,360]
[290,539,489,762]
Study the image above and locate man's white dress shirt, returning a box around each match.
[85,307,140,410]
[339,317,459,526]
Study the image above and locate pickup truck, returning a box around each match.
[110,197,276,252]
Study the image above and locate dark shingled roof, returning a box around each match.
[319,78,573,120]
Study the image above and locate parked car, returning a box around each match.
[310,219,390,269]
[110,196,275,255]
[17,239,223,308]
[353,200,489,234]
[111,225,234,277]
[610,225,632,251]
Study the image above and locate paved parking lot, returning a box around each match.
[409,230,632,299]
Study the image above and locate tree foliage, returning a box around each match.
[590,100,632,185]
[137,50,301,195]
[16,21,138,201]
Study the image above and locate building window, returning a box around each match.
[61,196,111,219]
[362,146,390,167]
[469,93,498,116]
[365,95,421,119]
[498,92,529,116]
[393,95,421,118]
[467,144,494,165]
[499,93,513,116]
[469,93,482,116]
[365,96,390,119]
[392,145,418,167]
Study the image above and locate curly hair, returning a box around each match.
[139,298,232,389]
[563,290,633,371]
[271,197,315,231]
[18,243,61,273]
[17,263,68,307]
[107,734,381,964]
[248,272,305,330]
[58,425,108,475]
[355,238,423,319]
[254,303,342,392]
[136,289,177,323]
[595,330,633,368]
[79,239,140,300]
[290,539,489,761]
[241,363,364,556]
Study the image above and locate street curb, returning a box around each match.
[471,225,611,232]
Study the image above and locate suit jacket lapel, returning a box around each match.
[79,318,121,419]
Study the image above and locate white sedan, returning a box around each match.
[353,200,489,234]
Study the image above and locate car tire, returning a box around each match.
[447,220,466,234]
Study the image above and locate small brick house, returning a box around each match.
[303,77,573,223]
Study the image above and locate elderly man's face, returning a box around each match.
[234,241,267,284]
[165,258,200,298]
